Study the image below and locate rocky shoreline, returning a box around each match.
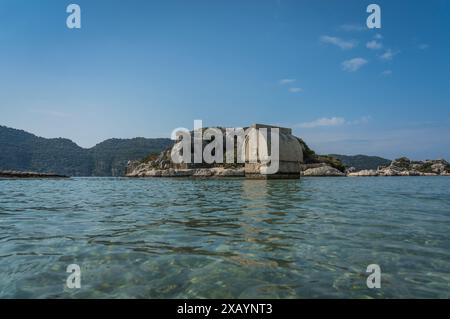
[300,157,450,177]
[0,170,69,179]
[128,157,450,178]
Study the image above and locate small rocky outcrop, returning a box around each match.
[377,157,449,176]
[0,170,69,178]
[302,165,345,177]
[349,157,450,176]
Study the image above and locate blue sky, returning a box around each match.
[1,0,449,159]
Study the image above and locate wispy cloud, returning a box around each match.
[366,40,383,50]
[289,87,303,93]
[297,116,371,129]
[279,78,296,85]
[278,79,297,85]
[418,43,430,50]
[298,117,346,129]
[341,57,368,72]
[381,70,392,76]
[380,49,398,61]
[320,35,356,50]
[339,24,365,32]
[374,33,383,40]
[279,79,303,94]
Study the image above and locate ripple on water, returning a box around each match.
[0,177,449,298]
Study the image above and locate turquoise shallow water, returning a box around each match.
[0,177,449,298]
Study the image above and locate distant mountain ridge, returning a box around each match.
[328,154,391,170]
[0,125,173,176]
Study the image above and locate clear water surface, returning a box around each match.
[0,177,449,298]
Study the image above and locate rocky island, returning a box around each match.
[127,124,307,179]
[126,124,348,178]
[126,124,449,178]
[347,157,450,176]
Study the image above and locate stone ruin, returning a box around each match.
[126,124,305,179]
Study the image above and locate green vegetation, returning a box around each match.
[297,137,316,160]
[141,153,160,164]
[297,138,347,172]
[0,125,173,176]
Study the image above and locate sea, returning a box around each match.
[0,177,449,298]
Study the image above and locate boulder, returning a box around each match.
[398,170,421,176]
[302,165,345,177]
[345,166,357,174]
[431,163,447,174]
[347,169,378,176]
[378,168,399,176]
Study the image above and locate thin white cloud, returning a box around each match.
[299,117,346,129]
[289,87,303,93]
[320,35,356,50]
[418,43,429,50]
[279,79,296,85]
[339,24,365,32]
[297,116,371,129]
[341,58,368,72]
[374,33,383,40]
[366,40,383,50]
[380,49,398,61]
[381,70,392,76]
